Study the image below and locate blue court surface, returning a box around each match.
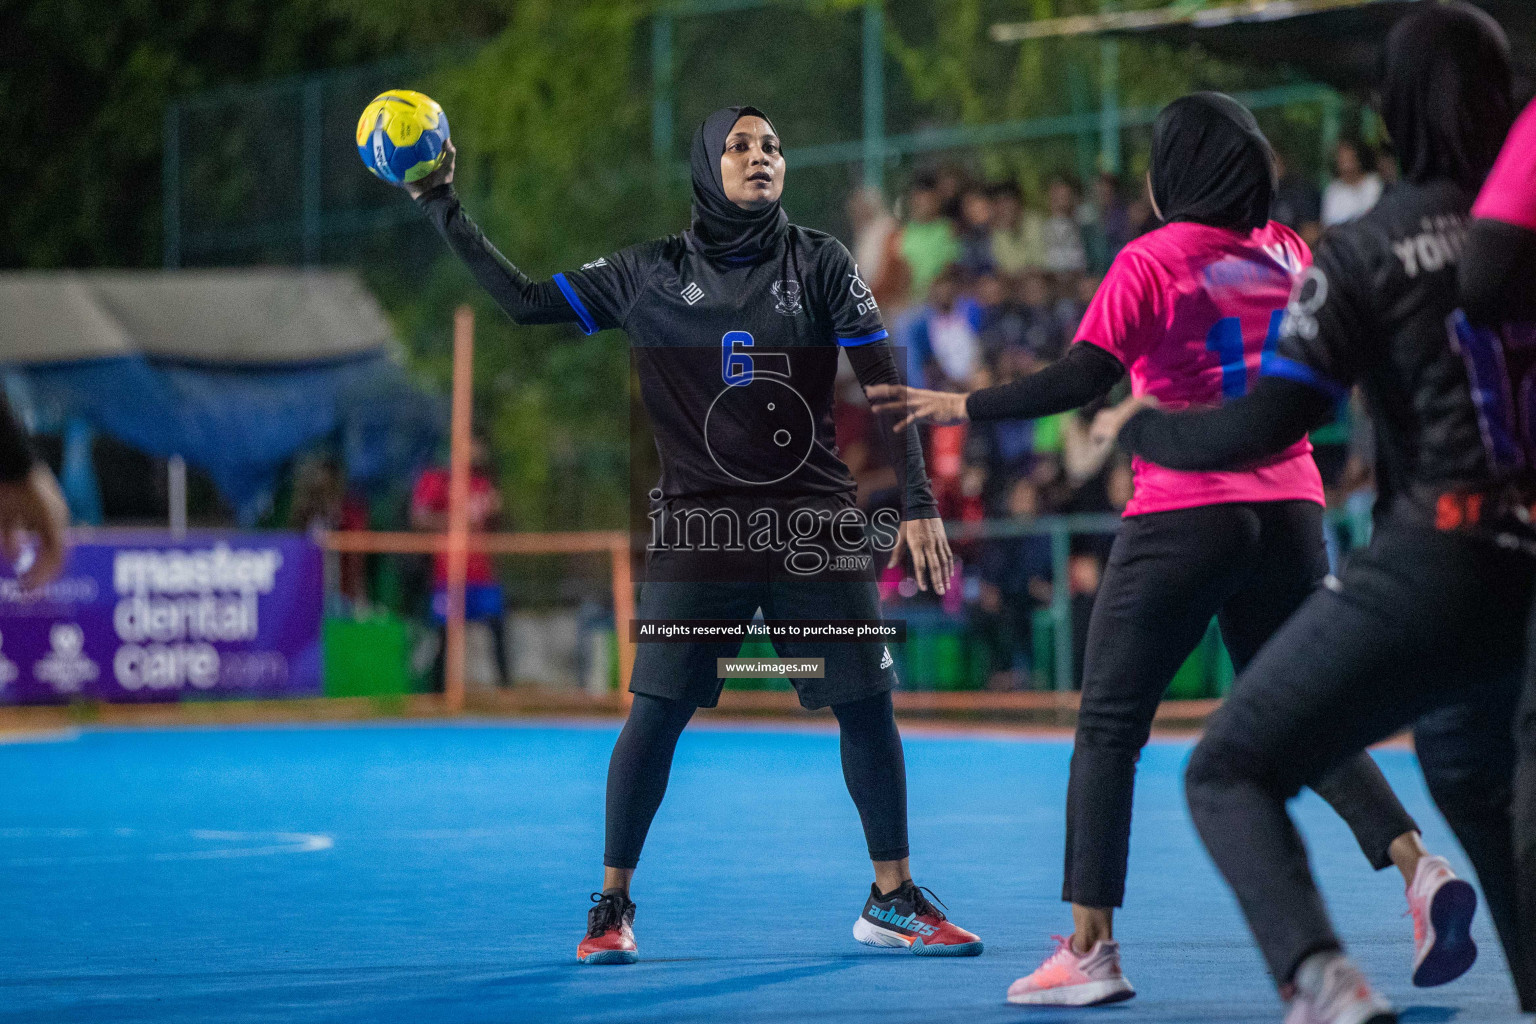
[0,721,1526,1024]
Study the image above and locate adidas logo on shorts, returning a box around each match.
[880,647,894,670]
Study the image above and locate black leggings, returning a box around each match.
[1184,523,1535,1003]
[603,690,909,869]
[1064,500,1418,908]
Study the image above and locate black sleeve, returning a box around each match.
[1119,376,1334,471]
[415,185,581,328]
[963,342,1124,422]
[822,239,938,520]
[817,237,887,344]
[845,343,939,520]
[0,392,36,482]
[1460,218,1536,326]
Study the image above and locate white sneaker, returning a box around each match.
[1284,952,1396,1024]
[1405,854,1478,986]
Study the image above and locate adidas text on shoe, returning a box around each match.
[852,880,982,956]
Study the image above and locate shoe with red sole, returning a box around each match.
[1006,935,1135,1006]
[1406,855,1477,987]
[577,891,638,965]
[852,881,983,956]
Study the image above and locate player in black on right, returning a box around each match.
[1095,5,1534,1019]
[405,105,981,964]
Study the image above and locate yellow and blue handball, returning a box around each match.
[356,90,450,186]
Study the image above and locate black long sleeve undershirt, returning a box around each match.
[415,184,578,327]
[1459,218,1536,326]
[845,343,939,519]
[1118,376,1334,472]
[964,342,1125,422]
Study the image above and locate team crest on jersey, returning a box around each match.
[772,279,803,316]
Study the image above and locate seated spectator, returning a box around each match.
[989,180,1045,274]
[957,185,997,274]
[976,272,1027,361]
[847,187,897,289]
[1043,176,1089,274]
[1052,272,1098,339]
[1270,149,1323,245]
[1322,137,1384,226]
[1087,173,1132,272]
[902,264,983,391]
[889,170,960,305]
[1017,270,1065,361]
[1125,195,1157,239]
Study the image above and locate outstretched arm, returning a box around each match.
[866,342,1125,431]
[408,142,580,328]
[1109,376,1334,471]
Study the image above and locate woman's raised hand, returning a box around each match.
[404,139,457,200]
[865,384,970,433]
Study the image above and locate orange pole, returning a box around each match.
[444,305,475,713]
[610,538,636,706]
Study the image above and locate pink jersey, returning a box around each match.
[1075,220,1325,516]
[1473,96,1536,231]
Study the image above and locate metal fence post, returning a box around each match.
[1098,0,1121,175]
[862,0,886,193]
[163,103,180,268]
[1051,520,1073,691]
[302,79,324,265]
[1319,90,1343,189]
[651,11,675,177]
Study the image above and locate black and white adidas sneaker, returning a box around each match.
[853,880,983,956]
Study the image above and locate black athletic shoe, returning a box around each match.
[577,891,638,964]
[853,880,983,956]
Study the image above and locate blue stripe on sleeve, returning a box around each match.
[552,273,599,336]
[1259,352,1349,400]
[837,328,889,347]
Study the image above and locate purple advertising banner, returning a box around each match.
[0,532,323,704]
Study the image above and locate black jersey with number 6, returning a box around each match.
[555,227,898,504]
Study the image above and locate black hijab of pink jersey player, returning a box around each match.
[1380,1,1513,192]
[687,105,790,265]
[1150,92,1276,232]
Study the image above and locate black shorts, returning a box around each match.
[630,500,898,709]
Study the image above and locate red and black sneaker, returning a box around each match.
[576,891,638,965]
[852,880,983,956]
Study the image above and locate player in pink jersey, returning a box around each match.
[871,93,1463,1007]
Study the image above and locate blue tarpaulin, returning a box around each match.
[0,270,444,522]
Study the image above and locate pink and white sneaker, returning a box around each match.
[1405,854,1477,987]
[1006,935,1135,1006]
[1285,952,1395,1024]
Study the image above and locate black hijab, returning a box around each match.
[1150,92,1275,232]
[687,105,790,264]
[1380,1,1512,192]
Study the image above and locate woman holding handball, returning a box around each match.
[392,106,981,965]
[870,94,1464,1007]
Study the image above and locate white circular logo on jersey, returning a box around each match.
[704,377,816,486]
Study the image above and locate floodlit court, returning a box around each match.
[0,722,1524,1023]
